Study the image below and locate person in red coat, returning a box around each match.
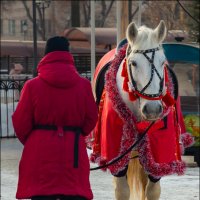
[12,36,98,200]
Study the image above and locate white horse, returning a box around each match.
[90,20,193,200]
[114,21,167,200]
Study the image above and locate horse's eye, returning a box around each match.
[130,61,137,66]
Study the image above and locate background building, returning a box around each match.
[1,1,199,42]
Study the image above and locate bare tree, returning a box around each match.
[21,0,45,40]
[81,1,90,27]
[71,0,80,27]
[80,0,114,27]
[181,0,200,42]
[98,0,115,27]
[1,0,13,11]
[129,1,149,22]
[141,1,186,30]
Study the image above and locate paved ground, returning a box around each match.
[1,138,199,200]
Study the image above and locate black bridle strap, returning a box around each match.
[140,51,156,93]
[129,64,138,89]
[141,51,163,94]
[90,121,155,171]
[133,46,161,54]
[128,47,164,97]
[142,52,162,80]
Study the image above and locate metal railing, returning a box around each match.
[1,75,32,138]
[0,54,104,75]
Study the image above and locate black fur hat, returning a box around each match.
[44,36,70,55]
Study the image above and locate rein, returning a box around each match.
[90,121,155,171]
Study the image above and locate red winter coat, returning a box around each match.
[12,51,98,199]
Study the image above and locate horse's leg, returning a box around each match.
[113,176,130,200]
[113,166,130,200]
[145,176,161,200]
[127,152,148,200]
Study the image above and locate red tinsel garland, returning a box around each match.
[90,44,194,177]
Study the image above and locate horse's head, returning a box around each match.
[125,20,168,121]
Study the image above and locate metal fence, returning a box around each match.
[0,54,104,74]
[0,75,32,138]
[0,54,102,137]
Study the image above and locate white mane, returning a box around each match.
[129,26,159,51]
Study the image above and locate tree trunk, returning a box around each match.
[71,0,80,27]
[121,1,129,39]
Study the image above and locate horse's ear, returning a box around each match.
[154,20,167,43]
[126,22,138,44]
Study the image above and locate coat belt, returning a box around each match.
[33,124,82,168]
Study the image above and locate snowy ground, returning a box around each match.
[1,138,199,200]
[1,102,18,137]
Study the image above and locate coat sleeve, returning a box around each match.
[82,81,98,136]
[12,81,34,145]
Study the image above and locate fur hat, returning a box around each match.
[44,36,70,55]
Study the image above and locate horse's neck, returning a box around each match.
[116,59,141,119]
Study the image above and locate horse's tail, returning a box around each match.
[127,151,148,200]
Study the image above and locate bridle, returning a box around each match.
[127,46,166,100]
[122,45,176,107]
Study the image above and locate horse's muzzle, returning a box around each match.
[142,102,163,121]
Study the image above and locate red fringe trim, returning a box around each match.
[90,153,98,163]
[181,132,195,148]
[105,44,138,174]
[138,136,186,178]
[162,91,176,107]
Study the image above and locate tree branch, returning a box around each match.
[83,1,90,27]
[100,0,114,27]
[130,1,148,21]
[21,0,33,22]
[21,0,44,40]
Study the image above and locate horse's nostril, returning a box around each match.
[142,105,148,115]
[158,104,163,113]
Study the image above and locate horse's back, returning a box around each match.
[93,49,116,104]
